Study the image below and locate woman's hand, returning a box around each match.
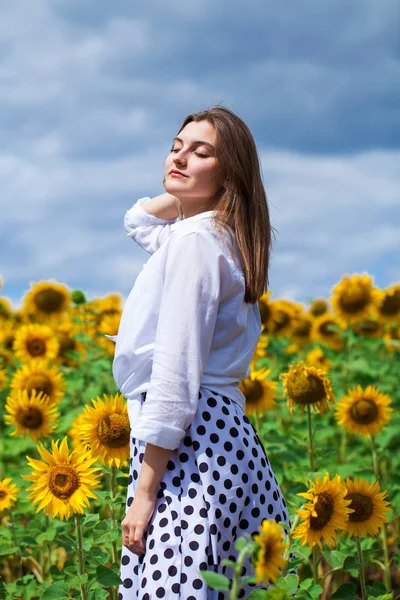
[121,489,158,556]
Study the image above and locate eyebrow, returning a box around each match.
[173,137,215,152]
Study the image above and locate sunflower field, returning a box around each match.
[0,273,399,600]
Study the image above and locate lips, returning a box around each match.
[170,170,188,177]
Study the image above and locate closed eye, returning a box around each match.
[170,148,209,158]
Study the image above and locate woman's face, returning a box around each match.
[163,120,225,215]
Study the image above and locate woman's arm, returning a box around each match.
[141,192,180,220]
[136,443,172,494]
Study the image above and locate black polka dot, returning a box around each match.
[120,388,295,596]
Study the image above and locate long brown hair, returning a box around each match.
[175,105,274,305]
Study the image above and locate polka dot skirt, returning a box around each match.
[119,388,297,599]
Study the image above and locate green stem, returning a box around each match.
[282,513,300,576]
[356,537,367,600]
[370,435,380,481]
[312,545,319,585]
[110,466,118,563]
[109,466,119,600]
[253,411,262,440]
[45,515,52,579]
[75,514,88,600]
[306,405,315,472]
[380,522,392,592]
[9,512,22,579]
[370,436,392,590]
[339,428,347,464]
[229,543,252,600]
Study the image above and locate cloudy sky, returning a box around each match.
[1,0,399,310]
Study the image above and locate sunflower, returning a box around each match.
[21,280,71,322]
[305,348,331,373]
[0,320,17,353]
[5,389,59,441]
[10,359,65,406]
[258,291,277,335]
[293,472,353,550]
[383,323,400,353]
[0,296,13,321]
[252,519,287,585]
[330,273,381,325]
[352,318,383,339]
[0,478,19,511]
[13,323,60,363]
[291,314,313,347]
[335,384,393,438]
[0,367,8,390]
[376,284,400,324]
[97,312,121,355]
[0,348,16,369]
[78,393,130,467]
[342,477,391,538]
[68,412,92,453]
[23,437,102,520]
[310,312,347,350]
[249,332,270,369]
[51,317,86,367]
[239,366,279,415]
[269,300,296,338]
[93,293,123,320]
[309,298,328,318]
[280,361,335,416]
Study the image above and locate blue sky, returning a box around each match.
[1,0,399,309]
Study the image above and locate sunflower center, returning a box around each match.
[339,286,370,313]
[18,407,43,429]
[319,320,337,338]
[350,399,378,424]
[0,491,6,499]
[5,335,14,351]
[346,492,373,522]
[27,338,46,357]
[273,310,290,333]
[287,372,326,406]
[35,289,64,314]
[309,491,334,530]
[97,413,130,448]
[356,320,380,334]
[293,320,312,338]
[26,375,53,399]
[380,290,400,317]
[48,465,80,499]
[311,301,327,317]
[263,543,272,563]
[243,380,264,407]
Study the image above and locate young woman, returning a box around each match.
[111,106,295,599]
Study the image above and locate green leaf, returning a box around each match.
[41,581,70,599]
[245,591,271,599]
[37,528,57,544]
[343,555,360,571]
[235,538,246,552]
[283,573,299,594]
[95,565,123,587]
[198,570,230,590]
[323,549,347,569]
[0,545,19,556]
[220,559,237,568]
[83,513,100,527]
[366,581,389,598]
[331,583,357,599]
